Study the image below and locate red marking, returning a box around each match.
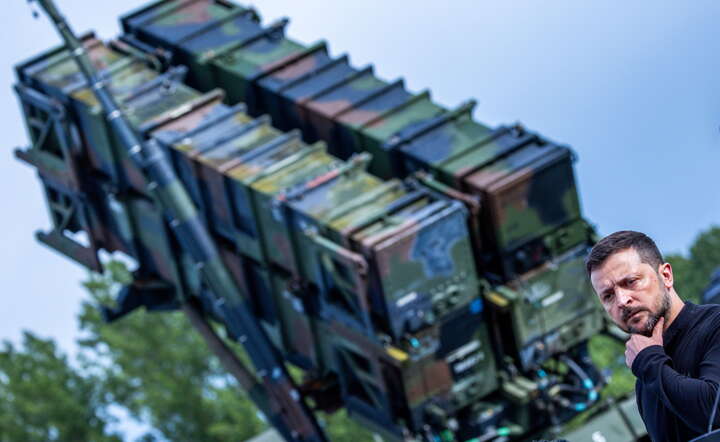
[260,50,307,75]
[175,2,217,25]
[270,56,319,81]
[306,98,353,117]
[303,169,340,189]
[337,108,382,126]
[151,100,220,133]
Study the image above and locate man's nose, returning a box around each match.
[617,288,634,306]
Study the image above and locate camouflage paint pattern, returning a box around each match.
[300,68,390,153]
[269,272,321,370]
[256,44,333,132]
[159,100,252,211]
[270,55,357,142]
[313,318,403,439]
[388,297,498,427]
[464,142,580,250]
[173,108,273,237]
[485,244,604,369]
[19,34,121,97]
[25,40,212,194]
[126,196,183,284]
[399,113,498,184]
[243,145,340,274]
[325,180,407,241]
[350,94,446,178]
[463,141,583,278]
[284,163,384,280]
[122,0,246,47]
[210,36,308,104]
[19,38,141,186]
[13,4,622,440]
[121,0,261,90]
[312,298,497,434]
[355,199,480,338]
[119,3,590,282]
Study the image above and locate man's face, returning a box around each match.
[590,248,671,336]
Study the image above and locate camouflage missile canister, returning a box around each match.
[283,164,481,338]
[17,34,134,188]
[119,0,261,90]
[18,36,205,194]
[119,0,592,281]
[120,1,445,176]
[69,65,210,193]
[457,136,584,277]
[14,35,160,274]
[347,194,479,338]
[313,297,498,435]
[121,0,316,111]
[484,245,604,370]
[383,297,498,427]
[24,36,486,348]
[148,78,486,340]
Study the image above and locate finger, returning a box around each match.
[653,317,665,337]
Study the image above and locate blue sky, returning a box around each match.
[1,0,718,368]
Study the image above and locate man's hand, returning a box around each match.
[626,316,665,369]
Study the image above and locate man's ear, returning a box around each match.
[658,262,674,289]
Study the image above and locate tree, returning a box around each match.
[77,261,266,441]
[78,261,374,441]
[0,331,121,442]
[666,226,720,304]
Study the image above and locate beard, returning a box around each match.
[620,279,671,337]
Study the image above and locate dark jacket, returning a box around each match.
[633,302,720,441]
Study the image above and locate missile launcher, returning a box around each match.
[12,0,646,440]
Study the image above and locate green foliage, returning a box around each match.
[589,334,635,399]
[77,261,266,442]
[321,410,376,442]
[0,332,121,442]
[667,226,720,304]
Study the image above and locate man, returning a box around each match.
[587,230,720,441]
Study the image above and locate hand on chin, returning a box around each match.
[625,316,664,369]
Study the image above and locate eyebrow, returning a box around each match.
[600,285,614,297]
[600,273,641,298]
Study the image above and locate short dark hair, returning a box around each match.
[586,230,664,276]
